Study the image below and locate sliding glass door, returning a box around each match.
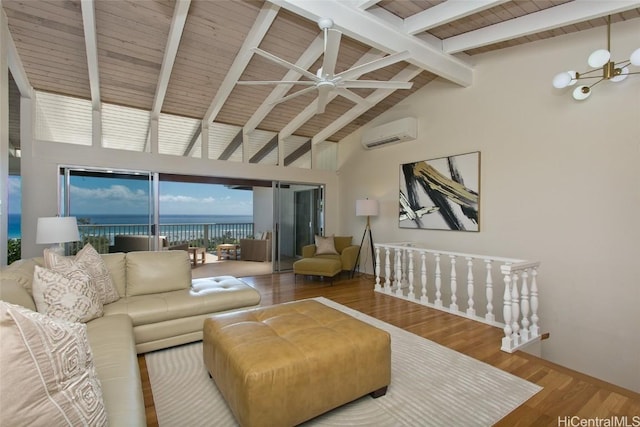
[273,182,324,272]
[60,167,156,254]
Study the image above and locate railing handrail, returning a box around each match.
[374,241,541,354]
[375,241,529,265]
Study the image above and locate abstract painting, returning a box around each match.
[399,151,480,231]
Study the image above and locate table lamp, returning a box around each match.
[36,216,81,255]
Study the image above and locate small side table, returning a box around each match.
[188,247,206,267]
[217,244,240,260]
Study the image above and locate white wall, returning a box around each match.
[338,19,640,392]
[252,186,273,236]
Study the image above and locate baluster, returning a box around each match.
[501,271,513,351]
[420,252,428,304]
[434,253,442,307]
[407,249,415,300]
[384,247,391,293]
[510,272,520,348]
[449,256,458,312]
[519,270,530,342]
[484,260,495,322]
[395,248,404,296]
[529,268,539,337]
[466,258,475,317]
[374,246,382,291]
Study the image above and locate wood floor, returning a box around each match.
[138,273,640,427]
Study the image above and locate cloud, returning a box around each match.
[71,184,147,201]
[160,194,217,204]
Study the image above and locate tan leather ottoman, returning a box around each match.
[203,300,391,427]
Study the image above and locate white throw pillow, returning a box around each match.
[45,243,120,304]
[0,301,107,426]
[315,235,338,255]
[32,265,103,323]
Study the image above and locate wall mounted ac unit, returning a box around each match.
[361,117,417,149]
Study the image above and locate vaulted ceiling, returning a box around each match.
[3,0,640,158]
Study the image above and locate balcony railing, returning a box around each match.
[72,222,254,254]
[374,242,541,353]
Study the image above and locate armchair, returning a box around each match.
[293,236,359,282]
[240,231,272,262]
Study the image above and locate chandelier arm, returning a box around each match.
[613,60,631,68]
[587,78,605,89]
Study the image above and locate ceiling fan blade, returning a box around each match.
[321,29,341,78]
[335,51,411,81]
[237,80,316,86]
[335,87,365,105]
[341,80,413,90]
[252,48,319,82]
[271,86,317,106]
[316,85,332,114]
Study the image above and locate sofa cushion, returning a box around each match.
[125,250,191,296]
[45,245,120,304]
[0,257,44,292]
[101,252,127,297]
[0,279,37,311]
[315,235,338,255]
[32,265,104,323]
[86,314,146,427]
[103,276,261,326]
[0,301,107,427]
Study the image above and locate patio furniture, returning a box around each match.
[189,246,207,266]
[216,244,239,260]
[239,231,271,262]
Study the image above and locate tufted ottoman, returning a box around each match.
[203,300,391,427]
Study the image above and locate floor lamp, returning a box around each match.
[352,199,379,278]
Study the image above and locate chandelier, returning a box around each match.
[552,15,640,100]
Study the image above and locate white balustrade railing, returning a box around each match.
[374,242,541,353]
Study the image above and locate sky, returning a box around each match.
[7,175,253,216]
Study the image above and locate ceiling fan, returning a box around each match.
[237,18,414,114]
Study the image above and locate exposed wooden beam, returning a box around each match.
[203,2,280,124]
[182,125,202,157]
[244,34,324,134]
[284,139,311,166]
[218,130,243,161]
[355,0,380,9]
[249,134,278,163]
[404,0,509,35]
[152,0,191,118]
[80,0,100,110]
[312,64,422,144]
[443,0,640,53]
[267,0,472,86]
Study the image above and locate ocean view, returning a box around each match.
[7,213,253,239]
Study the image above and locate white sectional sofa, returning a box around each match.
[0,249,261,426]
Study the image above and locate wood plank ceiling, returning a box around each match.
[3,0,640,160]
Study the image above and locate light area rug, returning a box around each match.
[145,297,542,427]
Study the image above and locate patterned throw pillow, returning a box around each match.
[0,301,107,426]
[45,243,120,304]
[32,265,103,323]
[315,235,338,255]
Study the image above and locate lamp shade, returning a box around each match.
[36,216,80,244]
[356,199,379,217]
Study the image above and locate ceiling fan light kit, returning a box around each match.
[237,17,414,114]
[552,16,639,101]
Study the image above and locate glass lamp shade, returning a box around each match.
[567,71,578,86]
[630,47,640,66]
[36,216,81,245]
[552,72,572,89]
[610,66,629,82]
[572,85,591,101]
[587,49,610,68]
[356,199,379,217]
